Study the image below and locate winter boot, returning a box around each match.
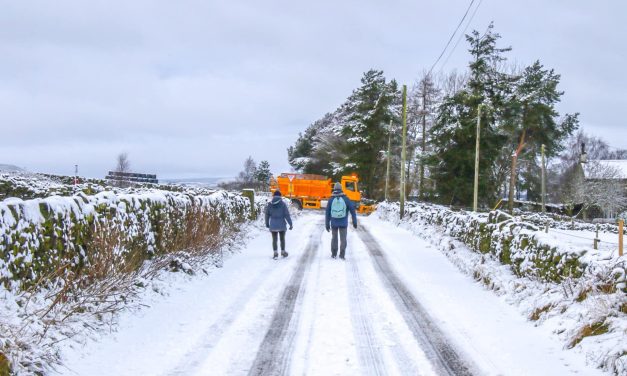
[281,250,288,258]
[273,251,278,260]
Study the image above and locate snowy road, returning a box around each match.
[57,212,604,376]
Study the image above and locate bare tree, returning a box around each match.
[114,153,131,187]
[408,72,442,199]
[219,156,258,190]
[238,156,257,186]
[116,153,130,173]
[440,70,468,97]
[582,161,627,218]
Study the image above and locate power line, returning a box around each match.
[439,0,484,73]
[428,0,477,77]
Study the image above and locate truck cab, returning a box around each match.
[340,175,361,203]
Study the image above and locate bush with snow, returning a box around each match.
[0,190,253,289]
[0,186,262,374]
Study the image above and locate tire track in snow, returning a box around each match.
[346,233,424,376]
[166,218,320,376]
[165,258,281,376]
[344,246,388,376]
[357,227,476,376]
[248,224,323,376]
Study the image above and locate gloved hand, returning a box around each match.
[289,225,293,230]
[353,222,357,229]
[326,226,330,232]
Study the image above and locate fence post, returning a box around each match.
[594,224,599,250]
[619,219,624,257]
[545,221,549,233]
[242,189,256,220]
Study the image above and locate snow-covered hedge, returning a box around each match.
[0,190,254,290]
[377,202,626,289]
[0,173,108,200]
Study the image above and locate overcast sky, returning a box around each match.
[1,0,625,179]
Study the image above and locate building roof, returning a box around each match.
[582,159,627,180]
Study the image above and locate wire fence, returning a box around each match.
[404,200,625,254]
[425,202,625,249]
[549,228,620,246]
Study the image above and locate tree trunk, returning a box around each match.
[508,154,518,214]
[406,155,413,197]
[419,87,427,200]
[508,130,527,214]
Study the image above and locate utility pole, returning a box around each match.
[74,164,78,186]
[419,80,427,200]
[385,120,392,201]
[473,104,482,212]
[541,144,546,212]
[400,85,408,219]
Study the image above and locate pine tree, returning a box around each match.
[254,160,272,190]
[337,70,401,198]
[287,70,401,199]
[428,24,510,206]
[503,61,578,211]
[288,113,336,174]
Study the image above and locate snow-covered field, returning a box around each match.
[52,212,611,375]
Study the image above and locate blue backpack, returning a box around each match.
[330,197,347,219]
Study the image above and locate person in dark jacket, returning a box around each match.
[265,190,293,259]
[325,182,357,259]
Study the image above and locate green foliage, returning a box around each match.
[288,24,579,205]
[288,115,331,174]
[287,70,401,199]
[428,24,577,206]
[338,70,401,198]
[429,25,511,206]
[254,161,272,189]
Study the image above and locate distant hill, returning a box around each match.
[0,164,24,173]
[161,177,232,188]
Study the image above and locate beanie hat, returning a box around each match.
[333,182,342,191]
[273,190,282,197]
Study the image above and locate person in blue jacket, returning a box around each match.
[325,182,357,259]
[265,190,293,259]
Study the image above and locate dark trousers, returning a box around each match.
[271,231,286,251]
[331,227,348,257]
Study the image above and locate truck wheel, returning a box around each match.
[291,199,303,210]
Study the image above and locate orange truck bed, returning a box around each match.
[274,173,332,200]
[270,173,374,213]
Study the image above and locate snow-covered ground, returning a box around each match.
[376,202,626,374]
[54,212,606,375]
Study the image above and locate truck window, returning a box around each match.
[345,181,356,192]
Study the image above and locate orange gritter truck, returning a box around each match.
[269,173,375,214]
